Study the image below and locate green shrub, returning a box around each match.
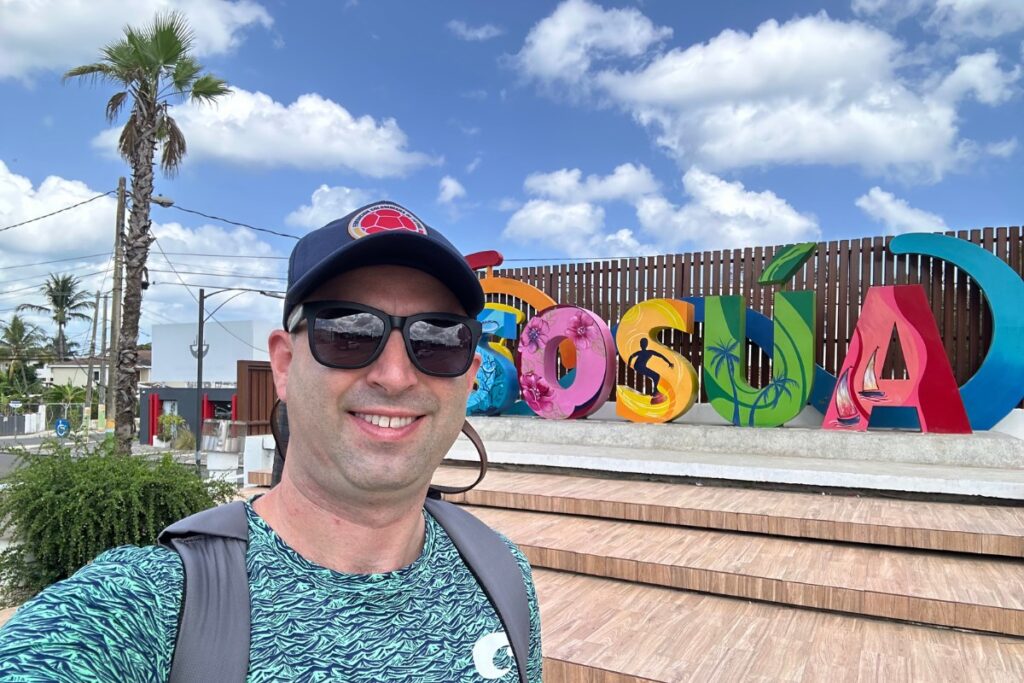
[0,437,235,607]
[157,413,187,442]
[172,427,196,451]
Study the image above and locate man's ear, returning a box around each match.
[268,329,294,402]
[464,351,482,392]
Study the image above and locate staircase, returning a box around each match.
[436,466,1024,682]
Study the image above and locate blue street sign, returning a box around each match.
[55,418,70,439]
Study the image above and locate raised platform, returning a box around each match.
[437,464,1024,680]
[444,416,1024,499]
[534,569,1024,682]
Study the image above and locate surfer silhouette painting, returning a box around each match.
[627,338,674,404]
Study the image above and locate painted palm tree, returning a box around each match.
[707,339,742,426]
[18,274,93,361]
[749,374,799,426]
[0,315,49,388]
[64,12,230,453]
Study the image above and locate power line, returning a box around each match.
[147,268,286,282]
[150,282,286,295]
[0,252,111,271]
[162,251,287,260]
[151,236,271,353]
[0,191,115,233]
[162,204,300,241]
[0,269,112,299]
[0,261,109,286]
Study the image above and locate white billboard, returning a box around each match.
[151,320,275,384]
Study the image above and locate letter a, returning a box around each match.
[823,285,970,433]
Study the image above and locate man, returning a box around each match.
[0,201,543,682]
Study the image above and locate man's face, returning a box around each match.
[269,265,480,506]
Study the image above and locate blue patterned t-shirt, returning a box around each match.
[0,502,542,682]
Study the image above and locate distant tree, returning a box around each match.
[64,12,230,454]
[18,274,93,362]
[0,316,49,388]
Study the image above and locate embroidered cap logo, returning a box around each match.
[348,202,428,239]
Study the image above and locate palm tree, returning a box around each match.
[64,12,230,453]
[18,274,93,361]
[749,374,798,426]
[707,339,742,426]
[0,315,49,388]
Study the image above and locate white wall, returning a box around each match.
[151,321,273,384]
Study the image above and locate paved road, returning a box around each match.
[0,433,116,478]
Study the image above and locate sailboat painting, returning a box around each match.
[823,285,971,433]
[857,346,886,400]
[833,368,861,426]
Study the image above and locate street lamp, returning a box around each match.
[193,286,250,468]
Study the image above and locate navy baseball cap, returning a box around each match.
[283,201,484,327]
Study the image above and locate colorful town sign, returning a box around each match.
[468,233,1024,434]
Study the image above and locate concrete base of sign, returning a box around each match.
[448,411,1024,499]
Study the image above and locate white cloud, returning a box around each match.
[466,156,482,173]
[855,186,948,233]
[447,20,503,42]
[0,0,272,81]
[285,185,374,230]
[986,137,1018,157]
[635,168,820,250]
[438,176,467,204]
[514,0,671,92]
[523,163,658,203]
[0,159,285,343]
[930,0,1024,38]
[516,6,1020,180]
[93,87,436,177]
[933,51,1020,105]
[504,200,653,257]
[854,0,1024,38]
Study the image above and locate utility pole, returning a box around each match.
[107,176,125,428]
[98,294,108,410]
[83,289,101,441]
[195,288,206,467]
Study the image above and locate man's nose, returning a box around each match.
[364,329,418,393]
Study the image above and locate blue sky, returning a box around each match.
[0,0,1021,345]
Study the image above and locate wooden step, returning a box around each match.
[465,505,1024,636]
[534,569,1024,682]
[437,467,1024,557]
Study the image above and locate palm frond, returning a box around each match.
[105,91,129,123]
[118,110,142,161]
[170,56,202,93]
[190,75,231,103]
[62,63,118,86]
[15,303,49,315]
[147,11,195,67]
[158,114,187,174]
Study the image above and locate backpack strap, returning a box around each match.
[158,501,251,683]
[425,496,531,683]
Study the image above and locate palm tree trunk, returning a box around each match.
[114,104,158,455]
[726,358,741,426]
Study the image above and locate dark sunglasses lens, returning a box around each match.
[311,309,385,367]
[408,319,475,375]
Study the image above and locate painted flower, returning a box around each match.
[520,317,550,354]
[520,371,555,414]
[565,311,595,349]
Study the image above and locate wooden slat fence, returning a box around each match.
[487,226,1023,407]
[235,226,1023,428]
[236,359,276,435]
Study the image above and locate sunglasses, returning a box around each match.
[287,301,482,377]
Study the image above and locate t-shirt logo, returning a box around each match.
[472,631,512,679]
[348,202,428,239]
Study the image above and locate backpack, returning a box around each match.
[157,414,529,683]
